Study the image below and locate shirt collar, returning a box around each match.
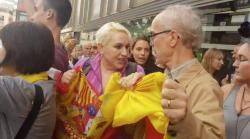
[165,58,197,79]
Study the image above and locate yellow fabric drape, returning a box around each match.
[100,72,169,135]
[19,72,48,83]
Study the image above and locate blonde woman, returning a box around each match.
[202,48,224,75]
[55,22,144,138]
[202,48,224,79]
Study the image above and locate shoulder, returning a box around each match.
[0,76,30,91]
[221,83,234,101]
[187,70,224,106]
[192,69,221,91]
[125,62,145,75]
[0,76,34,111]
[136,64,145,74]
[0,76,54,98]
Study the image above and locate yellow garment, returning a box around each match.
[100,72,169,135]
[19,72,48,83]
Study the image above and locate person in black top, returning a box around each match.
[129,35,163,74]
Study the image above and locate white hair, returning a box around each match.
[154,5,202,49]
[95,22,132,46]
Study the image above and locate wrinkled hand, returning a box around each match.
[161,79,188,124]
[119,72,144,88]
[61,69,76,84]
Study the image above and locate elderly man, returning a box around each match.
[150,5,225,139]
[81,41,92,58]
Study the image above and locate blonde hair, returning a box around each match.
[62,34,72,44]
[155,5,202,49]
[201,48,223,74]
[95,22,132,46]
[64,38,77,53]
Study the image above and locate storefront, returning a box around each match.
[63,0,250,51]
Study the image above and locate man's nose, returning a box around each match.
[233,59,239,68]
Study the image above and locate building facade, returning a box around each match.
[15,0,28,22]
[64,0,250,50]
[0,9,13,29]
[0,0,16,29]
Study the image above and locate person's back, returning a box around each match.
[0,77,56,139]
[0,21,56,139]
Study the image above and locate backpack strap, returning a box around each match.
[15,84,44,139]
[125,62,138,76]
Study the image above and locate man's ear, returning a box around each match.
[169,31,179,48]
[46,9,55,20]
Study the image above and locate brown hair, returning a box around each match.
[0,21,54,74]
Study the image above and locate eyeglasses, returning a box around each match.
[148,30,171,46]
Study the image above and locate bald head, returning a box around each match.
[152,5,202,49]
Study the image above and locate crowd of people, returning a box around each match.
[0,0,250,139]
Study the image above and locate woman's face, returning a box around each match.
[71,47,83,59]
[233,43,250,83]
[131,40,150,65]
[211,54,224,71]
[101,32,130,70]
